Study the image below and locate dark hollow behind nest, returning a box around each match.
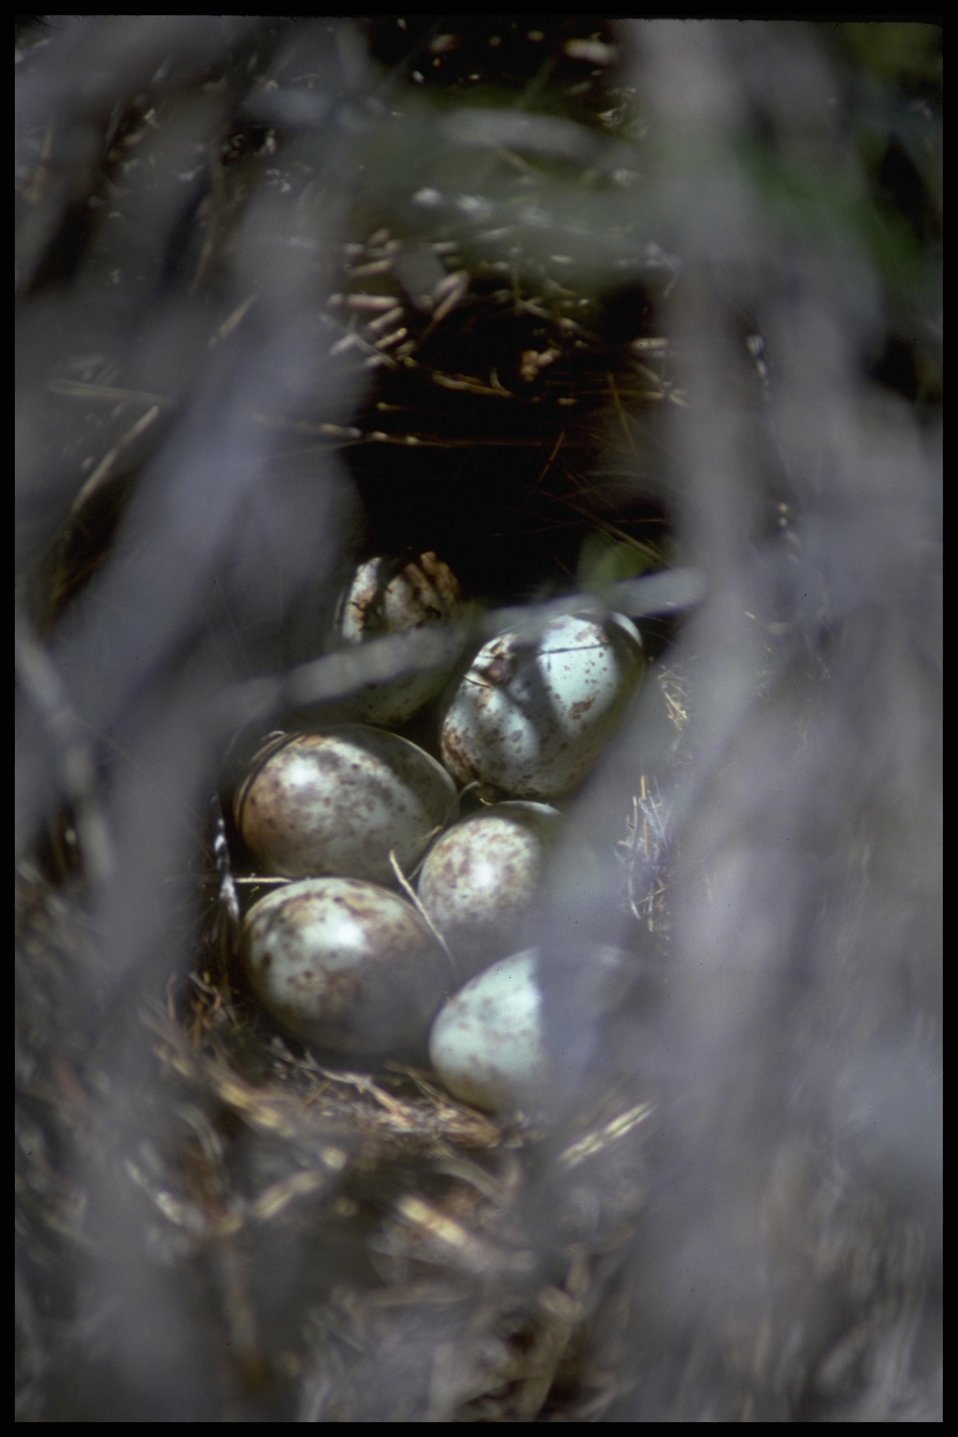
[16,17,941,1422]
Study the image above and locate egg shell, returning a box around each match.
[339,552,462,642]
[440,612,645,800]
[334,552,465,726]
[417,802,563,976]
[242,877,450,1056]
[235,726,457,886]
[428,949,548,1112]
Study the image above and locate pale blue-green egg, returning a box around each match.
[428,950,548,1112]
[440,612,644,799]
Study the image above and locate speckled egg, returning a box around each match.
[428,949,547,1112]
[242,878,450,1056]
[334,552,465,726]
[439,612,645,800]
[417,802,563,975]
[234,726,458,886]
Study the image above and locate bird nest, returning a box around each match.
[17,17,941,1422]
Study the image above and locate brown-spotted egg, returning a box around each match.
[440,611,645,799]
[235,725,457,886]
[334,551,465,726]
[242,877,449,1056]
[417,802,563,976]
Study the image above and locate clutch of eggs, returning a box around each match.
[440,611,645,800]
[230,585,652,1086]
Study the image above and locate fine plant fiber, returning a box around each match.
[16,17,941,1422]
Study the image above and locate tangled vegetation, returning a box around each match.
[17,18,940,1421]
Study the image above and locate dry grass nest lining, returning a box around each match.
[140,674,686,1420]
[105,639,684,1419]
[14,641,687,1422]
[16,850,653,1422]
[143,1012,657,1419]
[120,950,659,1419]
[15,634,687,1418]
